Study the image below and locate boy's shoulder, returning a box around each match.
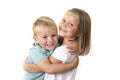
[29,42,47,54]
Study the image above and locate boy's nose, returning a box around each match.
[48,37,53,42]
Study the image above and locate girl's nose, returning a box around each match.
[62,22,67,28]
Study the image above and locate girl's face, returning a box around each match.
[33,26,58,50]
[59,11,79,40]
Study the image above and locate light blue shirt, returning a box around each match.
[23,43,53,80]
[23,36,63,80]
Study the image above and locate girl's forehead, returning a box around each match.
[64,12,79,24]
[64,12,78,19]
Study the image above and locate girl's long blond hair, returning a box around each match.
[68,8,91,56]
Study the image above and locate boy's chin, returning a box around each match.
[46,47,55,50]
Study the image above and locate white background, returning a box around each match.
[0,0,120,80]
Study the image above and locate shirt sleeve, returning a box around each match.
[51,45,70,62]
[29,48,48,63]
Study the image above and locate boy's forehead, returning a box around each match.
[39,26,57,32]
[37,25,56,29]
[38,29,57,36]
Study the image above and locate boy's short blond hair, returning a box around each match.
[32,16,57,36]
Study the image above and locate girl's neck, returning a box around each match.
[62,39,68,45]
[62,38,74,45]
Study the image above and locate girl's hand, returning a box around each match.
[67,41,79,55]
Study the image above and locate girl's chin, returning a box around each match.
[59,34,65,37]
[59,32,64,36]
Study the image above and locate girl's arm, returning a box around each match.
[67,41,79,55]
[23,57,79,73]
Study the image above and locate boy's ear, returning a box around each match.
[33,36,38,43]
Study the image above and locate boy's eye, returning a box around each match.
[52,34,56,37]
[43,36,47,39]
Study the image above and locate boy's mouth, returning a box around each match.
[47,43,55,47]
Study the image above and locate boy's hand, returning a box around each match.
[67,41,79,55]
[23,57,41,73]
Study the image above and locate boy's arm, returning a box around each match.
[23,57,79,73]
[48,56,62,64]
[37,57,79,74]
[23,57,42,72]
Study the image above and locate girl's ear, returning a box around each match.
[33,36,38,43]
[76,31,80,37]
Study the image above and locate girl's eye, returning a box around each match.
[62,19,65,22]
[68,23,74,27]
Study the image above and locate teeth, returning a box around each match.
[47,44,54,47]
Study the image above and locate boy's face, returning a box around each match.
[59,11,79,39]
[34,26,58,50]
